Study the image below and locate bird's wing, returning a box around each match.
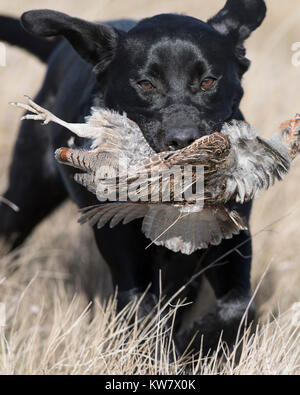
[214,121,293,203]
[142,205,246,254]
[79,202,149,229]
[79,202,246,254]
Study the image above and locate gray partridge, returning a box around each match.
[11,97,300,254]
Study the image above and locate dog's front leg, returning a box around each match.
[91,220,159,316]
[175,225,255,356]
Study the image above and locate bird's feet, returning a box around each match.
[280,114,300,134]
[10,95,54,125]
[280,114,300,159]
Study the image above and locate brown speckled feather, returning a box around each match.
[12,97,300,254]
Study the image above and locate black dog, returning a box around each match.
[0,0,266,354]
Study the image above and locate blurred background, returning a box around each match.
[0,0,299,320]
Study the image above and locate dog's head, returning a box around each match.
[21,0,266,152]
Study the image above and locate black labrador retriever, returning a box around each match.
[0,0,267,354]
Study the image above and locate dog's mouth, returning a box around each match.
[155,123,231,153]
[144,123,228,154]
[134,107,237,154]
[210,107,237,133]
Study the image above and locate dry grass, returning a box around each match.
[0,0,300,374]
[0,245,299,374]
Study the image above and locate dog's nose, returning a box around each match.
[165,127,199,150]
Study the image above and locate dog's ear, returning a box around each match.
[207,0,266,43]
[21,10,121,72]
[208,0,266,75]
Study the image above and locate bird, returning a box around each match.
[11,96,300,254]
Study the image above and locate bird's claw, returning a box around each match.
[10,95,53,125]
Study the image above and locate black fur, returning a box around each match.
[0,0,266,355]
[0,15,61,62]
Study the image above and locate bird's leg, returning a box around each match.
[10,96,101,139]
[10,95,73,128]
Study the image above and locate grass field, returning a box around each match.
[0,0,299,374]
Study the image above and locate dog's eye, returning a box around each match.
[138,80,154,90]
[200,77,216,90]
